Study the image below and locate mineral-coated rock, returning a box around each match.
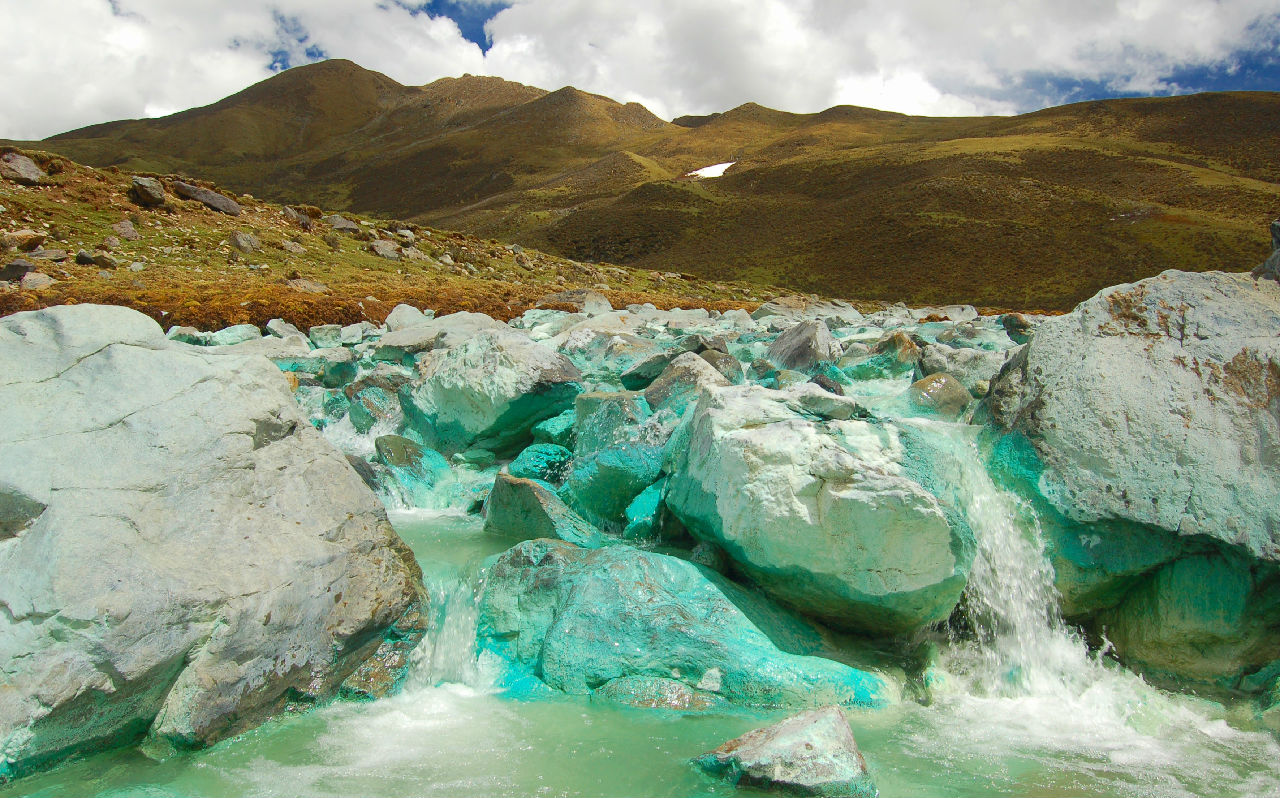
[374,435,451,506]
[666,384,971,634]
[308,324,342,349]
[700,349,745,384]
[986,271,1280,561]
[508,443,574,484]
[593,676,723,711]
[401,330,582,455]
[171,181,242,216]
[479,539,896,707]
[918,343,1012,395]
[484,473,603,548]
[907,373,973,419]
[0,305,425,780]
[644,352,730,414]
[768,320,842,371]
[694,706,876,798]
[373,311,508,363]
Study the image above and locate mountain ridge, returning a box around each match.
[14,60,1279,309]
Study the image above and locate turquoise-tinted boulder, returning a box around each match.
[1096,550,1279,688]
[484,473,604,548]
[348,385,400,434]
[643,352,729,414]
[561,444,664,529]
[666,384,971,636]
[479,539,899,708]
[532,408,576,449]
[399,330,582,455]
[574,391,650,457]
[508,443,573,484]
[622,477,667,540]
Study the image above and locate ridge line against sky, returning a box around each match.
[2,0,1279,140]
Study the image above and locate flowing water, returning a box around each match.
[6,413,1280,796]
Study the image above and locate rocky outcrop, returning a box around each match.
[0,305,425,780]
[666,384,972,635]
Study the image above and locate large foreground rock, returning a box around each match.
[0,305,425,780]
[985,270,1280,687]
[479,539,897,708]
[667,385,972,635]
[694,706,877,797]
[986,270,1280,560]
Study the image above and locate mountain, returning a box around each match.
[21,60,1280,310]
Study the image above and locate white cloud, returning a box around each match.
[1,0,1277,139]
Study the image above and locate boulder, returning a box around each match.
[4,229,44,251]
[0,152,45,185]
[1251,220,1280,281]
[700,349,744,384]
[0,305,425,780]
[368,240,401,260]
[907,373,973,419]
[984,271,1280,686]
[767,320,842,371]
[111,220,141,241]
[372,311,508,363]
[694,706,876,798]
[484,473,603,548]
[308,324,342,349]
[384,303,433,331]
[536,288,613,315]
[400,330,583,455]
[918,343,1012,395]
[508,443,573,484]
[986,271,1280,561]
[751,296,864,327]
[478,539,896,708]
[227,231,260,253]
[128,176,166,207]
[171,181,241,216]
[592,675,723,711]
[373,435,451,506]
[324,214,359,233]
[265,318,305,339]
[666,385,972,634]
[18,272,55,291]
[643,352,730,414]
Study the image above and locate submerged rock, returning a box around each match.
[667,384,972,635]
[479,539,896,708]
[694,705,877,798]
[0,305,425,780]
[907,373,972,419]
[593,675,724,711]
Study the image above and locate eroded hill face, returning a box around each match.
[22,60,1280,310]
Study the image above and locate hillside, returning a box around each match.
[0,147,783,330]
[17,60,1280,310]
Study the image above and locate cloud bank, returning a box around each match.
[2,0,1277,139]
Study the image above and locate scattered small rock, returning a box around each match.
[282,206,313,231]
[92,253,121,270]
[75,250,95,265]
[324,214,359,233]
[20,272,55,290]
[172,181,242,216]
[128,176,166,207]
[0,259,33,281]
[281,240,305,254]
[111,219,141,241]
[227,231,261,253]
[98,236,121,251]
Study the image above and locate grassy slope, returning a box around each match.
[0,149,788,329]
[18,61,1280,311]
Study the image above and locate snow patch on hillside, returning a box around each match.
[685,161,735,178]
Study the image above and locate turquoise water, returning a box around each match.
[6,497,1280,796]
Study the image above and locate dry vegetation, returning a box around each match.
[0,149,795,330]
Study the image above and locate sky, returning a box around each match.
[2,0,1279,140]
